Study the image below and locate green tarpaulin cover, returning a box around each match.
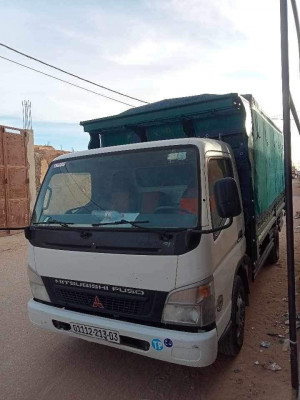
[251,107,284,217]
[81,93,284,223]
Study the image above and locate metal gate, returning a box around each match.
[0,126,30,232]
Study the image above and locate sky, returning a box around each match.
[0,0,300,164]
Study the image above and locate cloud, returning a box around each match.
[0,0,299,160]
[107,39,184,66]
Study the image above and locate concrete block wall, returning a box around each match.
[34,146,70,194]
[25,130,36,213]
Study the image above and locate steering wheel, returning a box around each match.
[153,206,193,215]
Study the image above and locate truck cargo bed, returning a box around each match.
[81,93,285,266]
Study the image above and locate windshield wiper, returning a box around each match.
[92,219,149,227]
[92,219,173,240]
[33,218,74,228]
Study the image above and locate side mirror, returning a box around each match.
[214,177,241,218]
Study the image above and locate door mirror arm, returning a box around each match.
[189,216,233,235]
[185,217,233,247]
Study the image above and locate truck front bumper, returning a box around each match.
[28,299,218,367]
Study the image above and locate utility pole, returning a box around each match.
[280,0,299,392]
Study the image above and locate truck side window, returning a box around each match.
[208,158,233,239]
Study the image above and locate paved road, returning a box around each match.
[2,181,300,400]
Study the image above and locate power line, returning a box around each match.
[0,55,136,107]
[0,42,149,104]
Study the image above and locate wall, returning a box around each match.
[25,130,36,213]
[34,146,70,194]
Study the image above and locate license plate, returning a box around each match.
[70,323,120,344]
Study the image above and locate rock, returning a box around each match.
[267,333,286,339]
[254,361,260,365]
[282,339,290,352]
[284,320,300,328]
[263,362,282,371]
[260,341,271,348]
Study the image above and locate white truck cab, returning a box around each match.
[27,138,246,367]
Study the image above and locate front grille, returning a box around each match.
[42,277,168,324]
[54,287,149,316]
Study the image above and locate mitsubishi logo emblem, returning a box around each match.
[93,296,104,308]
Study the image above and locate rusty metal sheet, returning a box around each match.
[5,131,26,166]
[0,129,6,229]
[7,199,29,227]
[0,126,30,230]
[6,166,29,227]
[7,167,28,199]
[0,167,6,228]
[0,130,4,166]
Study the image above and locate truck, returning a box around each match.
[26,93,284,367]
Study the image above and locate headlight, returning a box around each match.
[162,278,215,327]
[27,266,50,302]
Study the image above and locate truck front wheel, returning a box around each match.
[219,276,246,356]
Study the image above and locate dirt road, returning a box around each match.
[1,181,299,400]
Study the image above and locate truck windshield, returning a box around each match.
[33,146,199,229]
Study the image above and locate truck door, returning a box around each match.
[206,155,245,336]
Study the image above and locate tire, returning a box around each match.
[268,228,279,264]
[219,276,246,356]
